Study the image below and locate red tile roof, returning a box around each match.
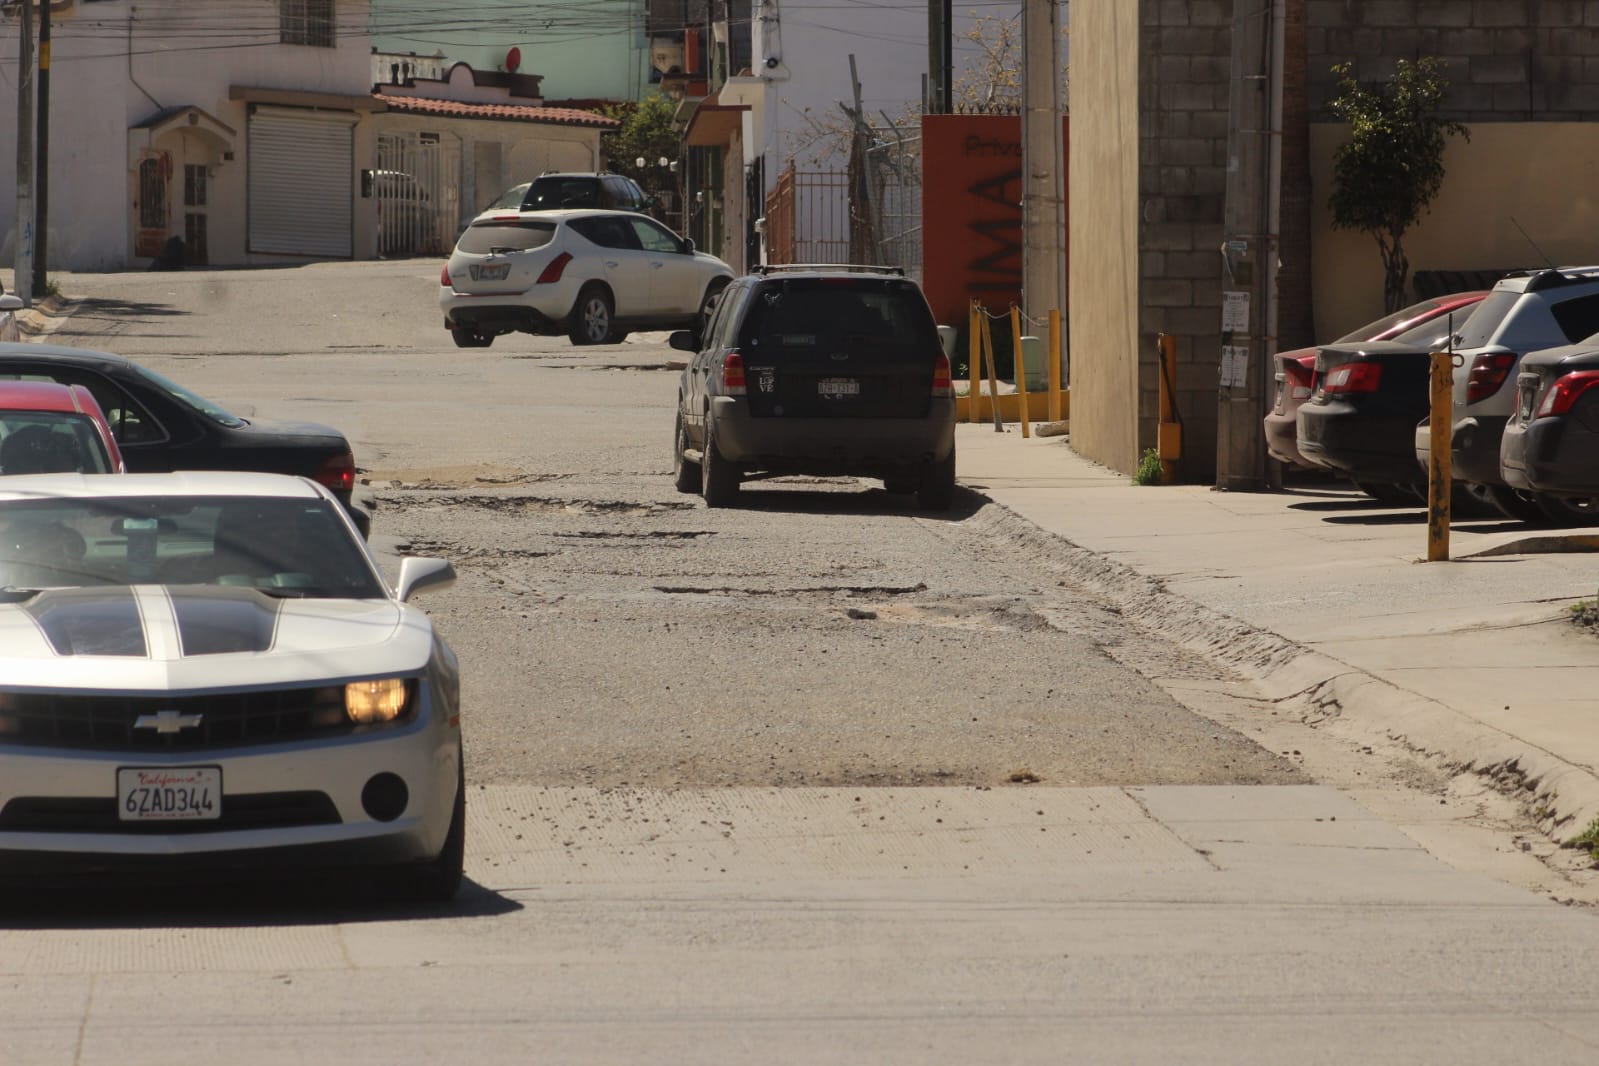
[372,93,619,128]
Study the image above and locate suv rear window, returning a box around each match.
[1453,289,1520,349]
[1550,292,1599,343]
[456,219,556,254]
[527,177,602,209]
[739,279,937,353]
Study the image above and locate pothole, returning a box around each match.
[554,530,716,541]
[375,493,697,516]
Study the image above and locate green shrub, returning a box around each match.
[1132,447,1162,486]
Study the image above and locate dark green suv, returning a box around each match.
[670,266,958,510]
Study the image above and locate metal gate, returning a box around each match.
[763,165,850,265]
[375,132,459,258]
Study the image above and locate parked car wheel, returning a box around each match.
[672,410,700,493]
[568,285,615,346]
[1534,493,1599,527]
[917,446,957,511]
[701,427,740,507]
[450,327,492,349]
[1484,483,1547,524]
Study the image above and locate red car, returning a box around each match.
[1266,291,1487,471]
[0,380,125,475]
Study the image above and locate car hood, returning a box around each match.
[0,586,435,690]
[230,417,349,449]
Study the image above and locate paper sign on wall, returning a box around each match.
[1220,345,1249,388]
[1222,291,1250,335]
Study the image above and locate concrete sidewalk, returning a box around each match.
[957,423,1599,839]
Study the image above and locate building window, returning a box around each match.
[184,164,207,208]
[280,0,334,48]
[138,158,167,230]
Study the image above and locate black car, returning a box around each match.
[670,266,957,509]
[0,343,370,536]
[488,172,651,214]
[1296,338,1438,492]
[1499,341,1599,522]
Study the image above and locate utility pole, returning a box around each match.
[1216,0,1284,490]
[34,0,49,295]
[926,0,951,112]
[13,0,34,305]
[1020,0,1063,341]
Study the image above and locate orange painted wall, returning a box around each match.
[920,114,1069,329]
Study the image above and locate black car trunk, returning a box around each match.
[737,279,938,420]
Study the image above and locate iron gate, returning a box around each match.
[375,132,459,258]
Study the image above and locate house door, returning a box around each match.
[248,107,356,257]
[134,153,171,259]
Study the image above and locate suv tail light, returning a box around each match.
[1467,352,1518,404]
[931,353,953,398]
[722,351,746,395]
[1321,362,1382,394]
[1535,370,1599,418]
[536,252,573,285]
[315,451,356,494]
[439,263,451,287]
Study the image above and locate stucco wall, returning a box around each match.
[1066,0,1141,476]
[1310,121,1599,339]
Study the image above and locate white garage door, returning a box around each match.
[248,108,355,257]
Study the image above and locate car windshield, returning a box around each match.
[0,413,114,475]
[132,365,245,428]
[456,219,557,254]
[0,495,383,596]
[488,183,530,210]
[527,178,601,209]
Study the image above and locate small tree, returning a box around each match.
[1327,58,1468,312]
[600,93,680,213]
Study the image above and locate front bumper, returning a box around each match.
[709,397,957,475]
[0,705,458,877]
[1501,416,1599,495]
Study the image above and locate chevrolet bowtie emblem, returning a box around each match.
[134,710,204,734]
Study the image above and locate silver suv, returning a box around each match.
[1414,267,1599,520]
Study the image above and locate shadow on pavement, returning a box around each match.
[727,483,988,521]
[0,875,520,929]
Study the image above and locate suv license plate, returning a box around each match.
[818,378,860,397]
[117,766,222,821]
[471,263,510,282]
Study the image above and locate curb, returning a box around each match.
[15,295,78,341]
[976,496,1599,842]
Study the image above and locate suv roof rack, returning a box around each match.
[754,263,905,276]
[1521,266,1599,292]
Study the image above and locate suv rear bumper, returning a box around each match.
[443,304,561,336]
[709,396,956,475]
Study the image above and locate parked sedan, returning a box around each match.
[0,343,369,537]
[1498,341,1599,523]
[0,472,463,898]
[1266,292,1485,470]
[0,381,124,475]
[439,208,732,348]
[1296,305,1486,496]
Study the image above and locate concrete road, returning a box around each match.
[1,263,1595,1064]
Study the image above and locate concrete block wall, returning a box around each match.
[1307,0,1599,120]
[1135,0,1231,480]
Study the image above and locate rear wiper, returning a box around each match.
[0,587,43,603]
[257,587,329,599]
[488,246,518,256]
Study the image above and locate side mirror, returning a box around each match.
[0,294,23,312]
[683,238,695,253]
[937,325,957,360]
[668,330,699,352]
[396,556,455,601]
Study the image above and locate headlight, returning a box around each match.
[345,678,409,724]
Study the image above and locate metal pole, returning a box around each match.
[1427,349,1453,561]
[13,0,34,306]
[1047,307,1062,422]
[968,300,981,423]
[1011,305,1031,438]
[34,0,50,295]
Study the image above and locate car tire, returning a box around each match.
[672,410,700,493]
[699,278,730,336]
[701,426,740,507]
[917,445,957,511]
[1533,492,1599,527]
[391,750,465,904]
[1484,483,1548,524]
[568,286,615,346]
[450,327,492,349]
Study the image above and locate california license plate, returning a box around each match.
[471,263,510,282]
[117,766,221,822]
[818,378,860,397]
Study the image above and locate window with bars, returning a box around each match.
[280,0,335,47]
[184,164,207,208]
[138,158,167,230]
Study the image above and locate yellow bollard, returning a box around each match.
[1011,306,1030,438]
[1157,333,1182,484]
[981,308,1003,432]
[1047,308,1062,423]
[967,300,981,424]
[1427,349,1453,561]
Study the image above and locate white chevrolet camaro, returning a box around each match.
[0,472,464,899]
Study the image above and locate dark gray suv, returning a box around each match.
[670,266,957,509]
[489,173,650,214]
